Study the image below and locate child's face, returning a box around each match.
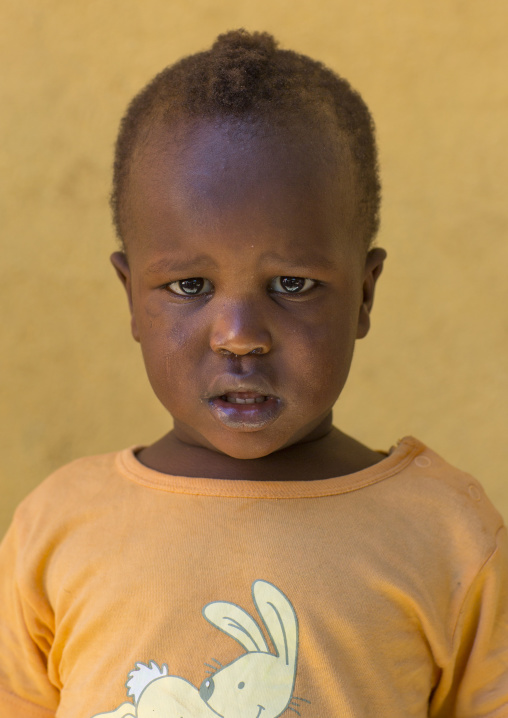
[113,119,385,460]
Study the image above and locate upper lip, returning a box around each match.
[204,375,277,401]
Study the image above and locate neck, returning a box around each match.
[136,421,385,481]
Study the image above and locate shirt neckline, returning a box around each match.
[115,436,426,498]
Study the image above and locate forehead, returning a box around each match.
[123,118,362,260]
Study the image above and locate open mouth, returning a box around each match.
[207,391,282,430]
[219,392,271,405]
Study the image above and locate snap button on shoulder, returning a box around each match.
[468,484,482,501]
[414,455,431,468]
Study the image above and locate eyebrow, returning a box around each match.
[144,249,337,276]
[259,250,337,271]
[145,254,219,275]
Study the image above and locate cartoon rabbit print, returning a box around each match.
[92,580,309,718]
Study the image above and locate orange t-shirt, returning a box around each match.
[1,437,507,718]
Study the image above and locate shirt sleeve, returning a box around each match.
[0,512,59,718]
[434,525,508,717]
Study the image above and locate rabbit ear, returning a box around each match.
[252,581,298,667]
[203,601,270,653]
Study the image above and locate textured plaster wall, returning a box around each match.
[1,0,507,536]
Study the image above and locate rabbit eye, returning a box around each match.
[238,681,245,689]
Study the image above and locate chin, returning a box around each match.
[209,423,307,459]
[213,439,285,461]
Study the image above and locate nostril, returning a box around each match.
[199,676,215,702]
[215,346,267,357]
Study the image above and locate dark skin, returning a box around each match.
[112,118,387,481]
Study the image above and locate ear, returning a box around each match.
[203,601,270,654]
[110,251,140,342]
[356,247,386,339]
[252,581,298,668]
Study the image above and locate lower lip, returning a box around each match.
[207,396,282,431]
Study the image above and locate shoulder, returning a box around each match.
[19,450,122,503]
[399,439,502,521]
[380,437,504,560]
[7,449,132,551]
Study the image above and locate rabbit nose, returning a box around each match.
[199,676,215,702]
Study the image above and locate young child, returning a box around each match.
[1,29,507,718]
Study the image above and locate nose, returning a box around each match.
[209,300,272,357]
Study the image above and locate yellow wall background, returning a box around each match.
[1,0,507,536]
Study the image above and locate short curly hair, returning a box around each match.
[112,29,381,248]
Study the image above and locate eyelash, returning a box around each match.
[166,277,318,297]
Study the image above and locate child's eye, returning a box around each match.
[167,278,213,296]
[270,276,316,294]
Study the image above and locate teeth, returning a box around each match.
[221,396,267,404]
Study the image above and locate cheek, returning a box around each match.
[282,309,357,403]
[138,289,205,346]
[136,305,205,394]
